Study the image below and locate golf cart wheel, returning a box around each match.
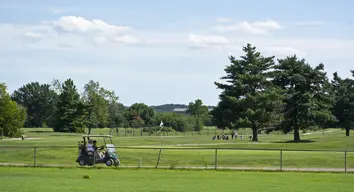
[79,160,86,166]
[105,159,114,167]
[114,159,120,166]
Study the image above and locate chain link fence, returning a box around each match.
[0,146,353,172]
[106,127,256,137]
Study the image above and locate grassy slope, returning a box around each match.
[0,128,353,168]
[0,167,353,192]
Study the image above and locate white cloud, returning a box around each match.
[21,32,45,43]
[217,17,231,23]
[114,35,143,44]
[23,32,44,39]
[52,16,131,34]
[49,7,63,14]
[0,15,143,48]
[266,46,307,58]
[295,21,328,26]
[188,34,229,45]
[211,20,282,35]
[252,20,282,30]
[93,36,107,44]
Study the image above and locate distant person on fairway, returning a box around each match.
[234,132,238,140]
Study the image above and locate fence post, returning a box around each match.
[345,151,347,173]
[33,147,37,167]
[280,150,283,171]
[155,148,162,168]
[93,151,96,167]
[215,149,218,170]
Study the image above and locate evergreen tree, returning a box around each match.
[272,55,336,142]
[331,71,354,136]
[214,44,283,141]
[53,79,88,133]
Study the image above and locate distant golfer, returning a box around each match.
[234,132,238,140]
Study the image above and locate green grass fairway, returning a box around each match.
[0,167,353,192]
[0,128,353,170]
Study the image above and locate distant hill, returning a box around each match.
[150,104,215,112]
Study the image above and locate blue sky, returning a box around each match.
[1,0,354,106]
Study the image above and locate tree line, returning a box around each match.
[1,43,354,142]
[0,79,211,137]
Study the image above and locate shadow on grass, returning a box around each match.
[27,131,53,133]
[271,139,316,144]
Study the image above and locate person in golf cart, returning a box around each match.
[92,140,105,159]
[87,139,94,152]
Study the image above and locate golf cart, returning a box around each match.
[76,135,120,167]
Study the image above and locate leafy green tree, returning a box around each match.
[272,55,336,142]
[11,82,58,128]
[153,112,194,132]
[214,43,283,141]
[131,118,145,128]
[124,103,155,127]
[331,71,354,136]
[0,83,26,137]
[53,79,89,133]
[82,80,118,128]
[154,112,176,128]
[108,102,126,128]
[187,99,209,131]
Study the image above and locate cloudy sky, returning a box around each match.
[1,0,354,106]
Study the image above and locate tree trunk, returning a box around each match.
[294,127,301,142]
[346,127,350,136]
[252,127,258,142]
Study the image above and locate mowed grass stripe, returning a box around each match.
[0,167,353,192]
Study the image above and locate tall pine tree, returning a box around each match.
[214,44,283,141]
[272,55,336,142]
[331,71,354,136]
[53,79,89,133]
